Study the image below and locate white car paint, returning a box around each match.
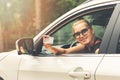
[0,0,120,80]
[0,50,22,80]
[0,50,105,80]
[0,51,104,80]
[96,54,120,80]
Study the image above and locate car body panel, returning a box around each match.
[0,51,22,80]
[18,54,104,80]
[96,54,120,80]
[0,52,10,61]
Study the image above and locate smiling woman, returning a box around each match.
[43,18,102,54]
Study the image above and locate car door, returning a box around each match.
[18,2,117,80]
[96,3,120,80]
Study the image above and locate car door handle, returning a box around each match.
[68,67,91,79]
[69,71,91,78]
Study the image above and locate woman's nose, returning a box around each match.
[79,33,84,38]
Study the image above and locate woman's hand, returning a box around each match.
[42,35,53,48]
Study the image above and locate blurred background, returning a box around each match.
[0,0,86,52]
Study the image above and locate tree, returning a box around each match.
[40,0,86,29]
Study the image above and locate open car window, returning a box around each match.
[42,7,114,54]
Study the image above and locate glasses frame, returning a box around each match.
[73,28,89,38]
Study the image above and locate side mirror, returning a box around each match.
[16,38,34,55]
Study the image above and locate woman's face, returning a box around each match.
[73,22,94,45]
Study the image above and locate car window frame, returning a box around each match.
[34,4,116,55]
[99,3,120,53]
[106,3,120,53]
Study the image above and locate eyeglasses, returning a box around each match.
[73,28,89,38]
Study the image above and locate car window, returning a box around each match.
[42,7,114,54]
[52,9,113,46]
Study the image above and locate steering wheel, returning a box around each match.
[70,41,79,48]
[61,41,79,49]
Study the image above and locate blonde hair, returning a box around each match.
[72,19,92,32]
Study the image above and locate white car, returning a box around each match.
[0,0,120,80]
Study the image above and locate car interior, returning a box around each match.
[40,8,114,55]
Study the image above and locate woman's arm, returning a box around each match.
[43,41,85,55]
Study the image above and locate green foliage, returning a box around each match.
[51,0,86,21]
[40,0,86,28]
